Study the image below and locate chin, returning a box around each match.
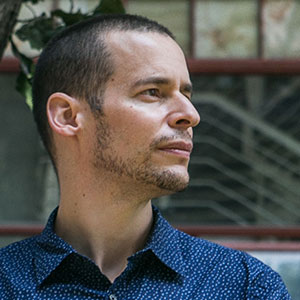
[133,162,190,194]
[152,170,190,193]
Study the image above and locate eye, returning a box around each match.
[141,88,160,98]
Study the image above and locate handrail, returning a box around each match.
[189,179,285,225]
[176,225,300,238]
[194,132,300,198]
[3,57,300,74]
[2,225,300,251]
[262,77,300,116]
[191,156,300,217]
[0,225,43,236]
[1,224,300,238]
[162,200,247,225]
[216,241,300,251]
[187,58,300,74]
[193,92,300,157]
[200,115,300,177]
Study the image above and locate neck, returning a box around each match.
[55,170,154,283]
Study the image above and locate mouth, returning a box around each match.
[158,141,193,158]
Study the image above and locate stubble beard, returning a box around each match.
[92,116,190,193]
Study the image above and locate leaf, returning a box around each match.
[13,0,124,110]
[22,0,44,3]
[10,38,35,109]
[93,0,125,15]
[52,9,86,26]
[10,38,34,76]
[15,15,59,50]
[16,72,33,110]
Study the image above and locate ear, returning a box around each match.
[47,92,81,137]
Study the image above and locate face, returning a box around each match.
[91,31,200,195]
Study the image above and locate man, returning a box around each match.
[0,14,291,299]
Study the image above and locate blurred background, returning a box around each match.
[0,0,300,298]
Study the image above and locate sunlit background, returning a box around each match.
[1,1,300,298]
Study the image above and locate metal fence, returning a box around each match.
[156,76,300,226]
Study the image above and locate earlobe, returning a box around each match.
[47,92,80,137]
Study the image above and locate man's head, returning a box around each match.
[32,14,175,164]
[33,14,200,195]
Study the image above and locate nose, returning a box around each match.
[168,94,200,130]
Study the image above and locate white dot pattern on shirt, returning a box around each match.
[0,207,291,299]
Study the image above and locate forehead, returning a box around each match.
[105,31,190,84]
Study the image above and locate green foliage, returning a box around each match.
[12,0,125,109]
[10,38,35,109]
[94,0,126,15]
[22,0,44,3]
[51,10,87,27]
[16,14,62,50]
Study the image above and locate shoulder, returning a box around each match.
[0,236,39,288]
[175,228,267,272]
[0,235,38,262]
[175,229,290,299]
[175,229,249,276]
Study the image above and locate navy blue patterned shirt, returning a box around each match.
[0,207,291,299]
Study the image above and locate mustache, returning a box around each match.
[150,132,193,150]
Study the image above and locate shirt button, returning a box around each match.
[109,294,117,300]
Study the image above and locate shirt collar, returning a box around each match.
[142,206,186,278]
[33,205,186,286]
[34,207,74,286]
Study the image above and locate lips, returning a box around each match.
[158,141,193,157]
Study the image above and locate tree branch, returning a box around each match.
[0,0,23,60]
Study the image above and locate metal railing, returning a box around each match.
[157,86,300,225]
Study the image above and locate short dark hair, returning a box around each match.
[32,14,175,165]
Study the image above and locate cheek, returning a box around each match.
[109,107,164,150]
[113,103,163,131]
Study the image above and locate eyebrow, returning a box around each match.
[131,76,193,94]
